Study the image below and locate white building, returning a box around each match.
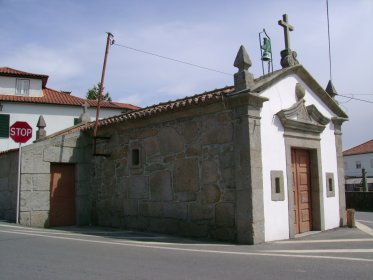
[0,67,138,151]
[343,139,373,191]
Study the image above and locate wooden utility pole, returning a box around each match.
[93,32,114,154]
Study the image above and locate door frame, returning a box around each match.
[284,136,325,238]
[292,148,313,234]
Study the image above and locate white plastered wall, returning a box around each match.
[0,77,43,97]
[260,74,340,242]
[0,103,123,151]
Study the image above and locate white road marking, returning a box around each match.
[0,226,230,247]
[0,228,373,263]
[356,222,373,237]
[264,249,373,253]
[357,220,373,224]
[274,238,373,244]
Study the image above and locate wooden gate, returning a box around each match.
[292,149,312,234]
[50,163,75,227]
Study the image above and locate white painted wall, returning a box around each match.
[260,75,341,241]
[344,153,373,177]
[0,102,123,151]
[0,76,43,97]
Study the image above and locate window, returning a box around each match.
[16,79,30,95]
[271,170,285,201]
[326,173,335,197]
[0,114,10,138]
[371,159,373,168]
[131,148,140,166]
[356,161,361,169]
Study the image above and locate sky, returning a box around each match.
[0,0,372,150]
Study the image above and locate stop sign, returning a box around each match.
[10,121,33,143]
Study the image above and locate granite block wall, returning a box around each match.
[19,131,92,227]
[92,106,237,241]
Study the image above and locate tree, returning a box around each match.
[86,82,112,101]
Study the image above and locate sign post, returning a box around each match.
[10,121,33,224]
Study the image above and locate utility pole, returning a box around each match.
[93,32,114,154]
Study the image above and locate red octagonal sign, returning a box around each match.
[10,121,33,143]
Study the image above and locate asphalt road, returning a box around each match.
[1,215,373,280]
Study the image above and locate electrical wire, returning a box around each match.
[336,94,373,104]
[113,42,232,76]
[341,94,373,96]
[112,40,373,104]
[326,0,333,81]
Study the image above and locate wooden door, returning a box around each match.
[50,164,75,227]
[292,149,312,234]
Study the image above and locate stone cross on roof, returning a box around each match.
[278,14,294,50]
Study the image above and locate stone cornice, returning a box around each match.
[251,65,348,119]
[224,89,269,109]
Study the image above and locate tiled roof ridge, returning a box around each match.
[0,66,49,87]
[0,87,139,110]
[0,148,19,156]
[0,66,48,78]
[86,85,235,129]
[62,85,233,135]
[343,139,373,156]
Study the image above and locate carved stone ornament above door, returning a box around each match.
[276,83,330,137]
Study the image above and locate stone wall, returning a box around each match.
[92,103,237,241]
[19,131,92,227]
[0,149,18,222]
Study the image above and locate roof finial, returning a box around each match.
[36,115,46,140]
[77,102,91,124]
[325,80,337,99]
[233,45,254,91]
[278,14,299,68]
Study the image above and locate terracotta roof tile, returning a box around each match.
[0,67,140,110]
[0,87,139,110]
[0,148,19,156]
[343,139,373,156]
[39,85,235,140]
[0,67,49,87]
[79,86,235,131]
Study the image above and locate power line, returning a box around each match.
[336,94,373,104]
[340,94,373,96]
[113,42,232,76]
[113,40,373,104]
[326,0,333,81]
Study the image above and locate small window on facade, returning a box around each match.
[0,114,10,138]
[271,170,284,201]
[275,177,281,194]
[16,79,30,96]
[131,148,140,166]
[326,173,335,197]
[74,118,79,125]
[370,159,373,168]
[328,178,333,192]
[356,161,361,169]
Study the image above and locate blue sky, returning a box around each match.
[1,0,372,149]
